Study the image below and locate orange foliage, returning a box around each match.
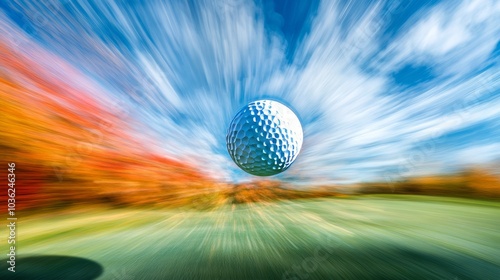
[0,40,217,211]
[358,166,500,198]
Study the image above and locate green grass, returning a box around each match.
[2,195,500,279]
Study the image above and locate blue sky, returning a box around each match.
[1,0,499,184]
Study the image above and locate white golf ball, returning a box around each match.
[226,100,303,176]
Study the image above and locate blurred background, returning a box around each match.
[1,0,499,279]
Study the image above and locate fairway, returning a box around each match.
[2,196,500,279]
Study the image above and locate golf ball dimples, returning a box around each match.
[226,100,303,176]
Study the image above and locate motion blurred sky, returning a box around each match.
[1,0,499,184]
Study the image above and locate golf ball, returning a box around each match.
[226,100,303,176]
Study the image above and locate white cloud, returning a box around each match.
[381,0,500,75]
[455,143,500,164]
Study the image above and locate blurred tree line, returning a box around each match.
[358,167,500,199]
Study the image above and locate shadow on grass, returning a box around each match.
[0,256,103,280]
